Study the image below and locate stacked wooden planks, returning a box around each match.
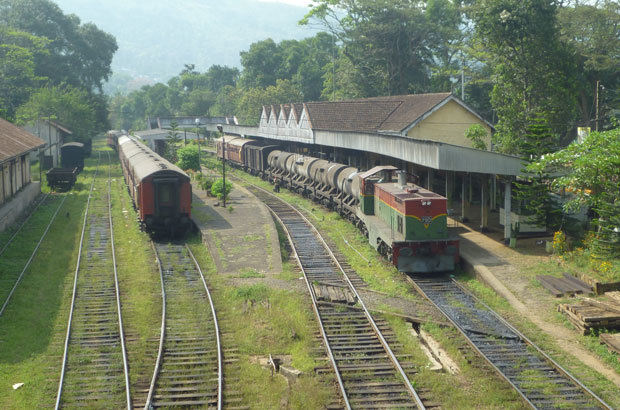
[599,333,620,358]
[312,283,357,304]
[537,273,593,297]
[558,298,620,335]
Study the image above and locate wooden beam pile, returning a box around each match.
[537,273,592,297]
[558,298,620,335]
[312,283,357,304]
[599,333,620,358]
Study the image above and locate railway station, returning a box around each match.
[183,93,528,241]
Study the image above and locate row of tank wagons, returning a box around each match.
[215,136,459,273]
[46,142,88,190]
[117,134,193,237]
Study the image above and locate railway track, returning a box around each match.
[145,241,223,409]
[0,193,67,316]
[55,153,131,409]
[408,275,612,410]
[247,184,426,409]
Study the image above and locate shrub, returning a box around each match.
[176,145,200,171]
[210,178,232,200]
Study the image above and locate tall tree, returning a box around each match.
[302,0,461,97]
[0,26,48,119]
[236,79,303,126]
[515,115,562,230]
[239,38,282,89]
[557,0,620,130]
[0,0,117,92]
[471,0,577,154]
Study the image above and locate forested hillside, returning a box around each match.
[53,0,313,83]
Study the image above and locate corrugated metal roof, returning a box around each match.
[118,134,189,182]
[0,118,46,162]
[359,165,398,179]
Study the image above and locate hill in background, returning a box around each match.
[54,0,315,93]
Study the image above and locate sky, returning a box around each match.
[258,0,313,7]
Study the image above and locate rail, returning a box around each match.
[145,241,222,409]
[55,152,131,409]
[407,275,612,410]
[248,183,425,409]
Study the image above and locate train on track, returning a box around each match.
[113,133,192,236]
[216,136,459,273]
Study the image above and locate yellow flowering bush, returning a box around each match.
[553,231,568,254]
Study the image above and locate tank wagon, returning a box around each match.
[216,136,458,273]
[117,134,192,236]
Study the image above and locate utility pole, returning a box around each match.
[217,125,226,207]
[595,80,600,132]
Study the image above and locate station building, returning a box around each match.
[165,93,534,240]
[0,118,46,231]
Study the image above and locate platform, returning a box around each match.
[191,180,282,276]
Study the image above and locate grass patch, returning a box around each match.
[187,237,335,408]
[0,150,101,408]
[237,268,265,278]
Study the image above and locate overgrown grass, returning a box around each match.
[0,154,98,408]
[187,236,336,408]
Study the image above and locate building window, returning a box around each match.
[397,215,403,234]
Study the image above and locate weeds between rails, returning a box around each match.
[55,152,131,409]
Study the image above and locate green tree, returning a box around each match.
[165,120,181,162]
[240,38,282,89]
[514,115,562,230]
[236,79,303,126]
[471,0,577,154]
[302,0,461,96]
[557,1,620,130]
[16,84,99,142]
[0,26,48,119]
[464,124,488,150]
[528,127,620,257]
[0,0,117,92]
[176,144,200,171]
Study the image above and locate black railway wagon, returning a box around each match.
[46,167,78,190]
[60,142,85,171]
[244,144,279,176]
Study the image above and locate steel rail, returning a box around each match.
[144,242,167,410]
[0,194,67,317]
[0,192,49,256]
[407,275,612,410]
[55,153,131,409]
[249,182,425,409]
[452,278,612,410]
[55,153,101,410]
[145,242,221,409]
[186,244,223,410]
[267,206,352,410]
[108,152,133,408]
